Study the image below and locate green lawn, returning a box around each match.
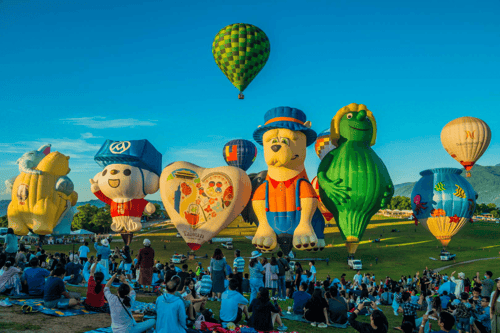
[34,216,500,332]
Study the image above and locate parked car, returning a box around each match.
[169,254,187,264]
[348,259,362,270]
[222,241,233,250]
[440,251,456,261]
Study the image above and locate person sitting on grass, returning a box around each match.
[418,311,457,333]
[156,280,197,333]
[105,272,155,333]
[64,259,84,285]
[171,276,196,321]
[43,265,80,309]
[440,291,451,310]
[0,258,22,295]
[183,278,207,315]
[397,291,425,331]
[349,301,388,333]
[326,286,348,325]
[197,272,212,298]
[21,257,50,297]
[83,261,109,313]
[473,296,491,333]
[454,292,472,333]
[304,288,331,327]
[248,287,287,332]
[220,278,250,326]
[292,282,311,316]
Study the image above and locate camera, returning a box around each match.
[117,269,123,275]
[364,301,372,306]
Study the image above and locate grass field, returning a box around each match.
[15,216,499,332]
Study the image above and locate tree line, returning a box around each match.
[0,203,169,233]
[386,196,500,218]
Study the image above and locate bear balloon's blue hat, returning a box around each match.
[94,139,162,176]
[253,107,317,147]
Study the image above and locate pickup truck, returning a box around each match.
[348,259,362,270]
[222,241,233,250]
[170,254,187,264]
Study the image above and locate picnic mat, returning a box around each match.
[9,298,153,317]
[281,313,349,328]
[84,328,111,333]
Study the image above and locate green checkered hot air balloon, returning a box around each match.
[212,23,270,99]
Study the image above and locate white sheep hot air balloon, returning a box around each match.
[441,117,491,177]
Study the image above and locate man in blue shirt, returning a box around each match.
[64,261,83,285]
[474,296,491,333]
[293,282,311,315]
[353,270,363,287]
[233,250,245,294]
[43,266,80,309]
[309,260,317,283]
[21,258,50,296]
[440,291,451,309]
[220,279,249,325]
[78,242,90,265]
[156,281,188,333]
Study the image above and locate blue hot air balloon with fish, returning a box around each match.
[223,139,257,171]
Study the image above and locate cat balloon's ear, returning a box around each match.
[38,144,51,156]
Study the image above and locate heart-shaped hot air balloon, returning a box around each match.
[160,162,251,250]
[212,23,270,99]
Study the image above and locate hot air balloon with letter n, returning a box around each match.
[91,140,162,245]
[212,23,270,99]
[223,139,257,171]
[411,168,476,248]
[441,117,491,177]
[317,103,394,258]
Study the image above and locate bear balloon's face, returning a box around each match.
[262,128,307,171]
[94,164,147,199]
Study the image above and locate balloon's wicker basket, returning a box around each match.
[238,93,244,99]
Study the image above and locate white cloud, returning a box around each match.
[0,139,101,156]
[80,132,102,139]
[61,117,157,129]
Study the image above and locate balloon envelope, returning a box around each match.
[223,139,257,171]
[411,168,476,247]
[314,128,335,160]
[311,176,334,222]
[212,23,270,95]
[441,117,491,177]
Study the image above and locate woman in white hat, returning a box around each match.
[94,237,111,275]
[248,250,265,303]
[137,239,155,293]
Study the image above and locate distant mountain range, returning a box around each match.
[1,164,498,216]
[394,164,500,206]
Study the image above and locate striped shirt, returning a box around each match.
[233,257,245,273]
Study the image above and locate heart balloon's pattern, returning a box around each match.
[160,162,251,250]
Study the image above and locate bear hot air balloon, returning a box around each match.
[441,117,491,177]
[318,103,394,257]
[411,168,476,247]
[212,23,270,99]
[223,139,257,171]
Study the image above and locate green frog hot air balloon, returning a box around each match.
[212,23,270,99]
[317,103,394,257]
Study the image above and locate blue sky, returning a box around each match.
[0,0,499,202]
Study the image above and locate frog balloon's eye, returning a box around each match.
[347,113,353,119]
[280,138,290,146]
[271,138,279,144]
[102,169,107,176]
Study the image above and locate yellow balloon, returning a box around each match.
[441,117,491,177]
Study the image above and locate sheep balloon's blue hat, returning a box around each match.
[94,139,162,176]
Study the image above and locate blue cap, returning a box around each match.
[94,139,162,176]
[253,107,317,147]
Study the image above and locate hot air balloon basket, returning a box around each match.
[238,93,244,99]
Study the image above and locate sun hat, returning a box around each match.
[101,239,109,246]
[143,239,151,246]
[458,272,465,279]
[253,107,317,147]
[250,250,262,259]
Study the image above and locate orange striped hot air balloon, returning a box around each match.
[441,117,491,177]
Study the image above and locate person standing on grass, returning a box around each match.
[276,251,289,300]
[248,251,265,304]
[105,272,155,333]
[137,239,155,293]
[233,249,245,294]
[398,291,425,331]
[490,278,500,333]
[475,271,495,298]
[309,260,317,283]
[450,271,465,299]
[4,228,18,258]
[78,242,90,265]
[264,257,279,298]
[94,238,111,274]
[210,248,227,301]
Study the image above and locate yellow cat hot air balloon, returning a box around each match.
[441,117,491,177]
